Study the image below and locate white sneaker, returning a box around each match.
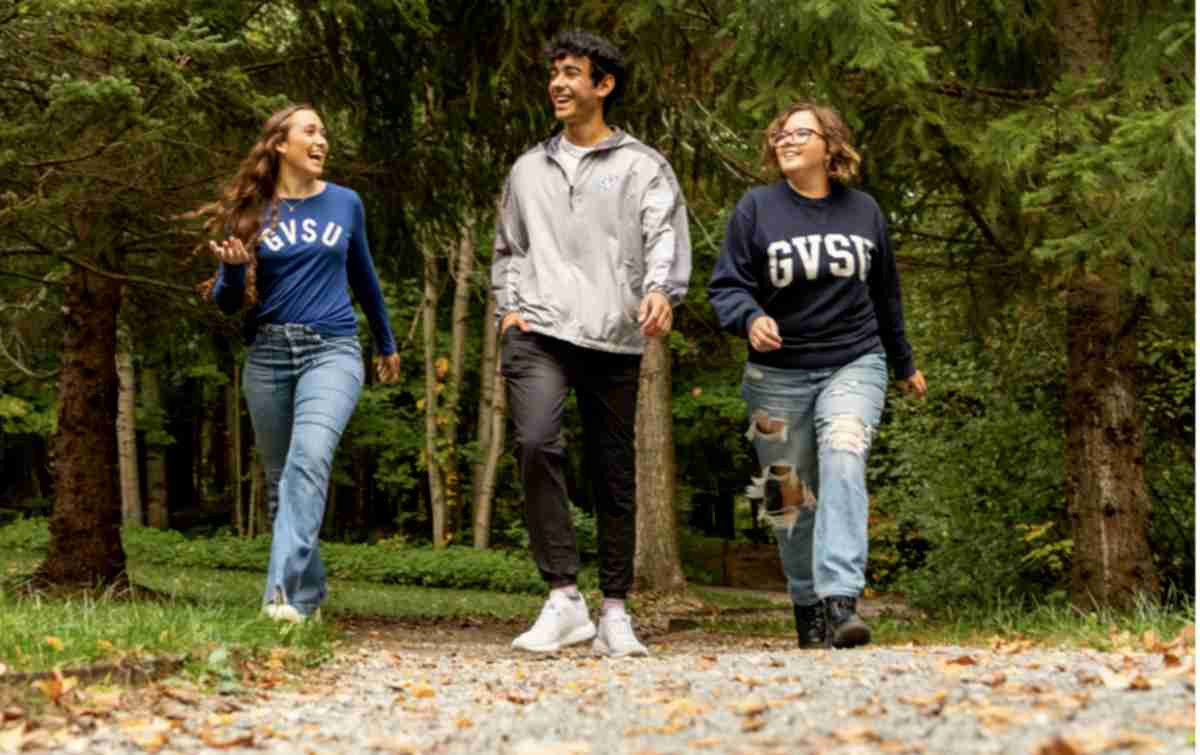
[262,591,316,624]
[593,613,649,657]
[512,592,596,653]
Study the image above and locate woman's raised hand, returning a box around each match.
[209,237,253,266]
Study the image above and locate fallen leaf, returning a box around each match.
[2,707,24,722]
[981,672,1007,688]
[689,738,722,749]
[1141,630,1161,651]
[740,717,766,732]
[731,696,767,717]
[1127,675,1153,691]
[831,726,882,744]
[663,698,706,720]
[32,673,77,704]
[44,636,63,652]
[411,683,435,699]
[199,729,254,749]
[511,740,590,755]
[945,655,977,666]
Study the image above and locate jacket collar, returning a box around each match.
[544,127,628,156]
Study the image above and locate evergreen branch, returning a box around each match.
[0,269,64,286]
[21,142,120,169]
[940,148,1011,257]
[241,53,329,76]
[0,332,57,381]
[0,246,48,257]
[925,81,1046,101]
[892,228,975,244]
[57,253,194,293]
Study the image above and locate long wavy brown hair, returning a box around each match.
[195,103,317,305]
[760,101,862,183]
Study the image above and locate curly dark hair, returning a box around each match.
[544,30,626,115]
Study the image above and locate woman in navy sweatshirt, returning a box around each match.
[709,102,926,649]
[200,104,400,623]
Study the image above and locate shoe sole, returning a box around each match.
[592,640,649,658]
[831,623,871,649]
[512,623,597,653]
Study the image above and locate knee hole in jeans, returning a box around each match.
[745,409,788,442]
[822,414,872,456]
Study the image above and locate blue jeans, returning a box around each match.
[243,324,364,616]
[740,352,888,606]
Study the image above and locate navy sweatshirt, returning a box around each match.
[212,183,397,356]
[708,181,914,378]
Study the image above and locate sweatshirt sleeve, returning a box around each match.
[211,262,246,315]
[867,207,915,379]
[708,197,767,337]
[491,168,526,323]
[346,193,397,357]
[639,162,691,304]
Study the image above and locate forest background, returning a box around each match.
[0,0,1192,616]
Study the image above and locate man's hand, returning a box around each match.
[500,312,530,336]
[748,315,783,352]
[374,353,401,384]
[208,237,253,266]
[639,291,672,337]
[898,369,927,399]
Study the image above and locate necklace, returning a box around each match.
[279,196,303,213]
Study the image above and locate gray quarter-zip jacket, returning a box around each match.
[492,129,692,354]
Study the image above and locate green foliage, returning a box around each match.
[0,519,593,594]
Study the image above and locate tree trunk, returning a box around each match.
[1065,272,1158,610]
[229,364,243,536]
[472,291,506,549]
[36,268,127,587]
[633,335,686,593]
[444,219,474,540]
[422,246,448,547]
[1056,0,1157,610]
[115,312,143,526]
[141,366,169,529]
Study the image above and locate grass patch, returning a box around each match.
[698,594,1195,650]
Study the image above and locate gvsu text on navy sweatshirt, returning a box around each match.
[212,183,397,356]
[708,181,914,378]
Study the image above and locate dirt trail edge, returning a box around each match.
[5,624,1194,754]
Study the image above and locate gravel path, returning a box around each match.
[7,624,1194,754]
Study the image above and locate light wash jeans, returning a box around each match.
[740,352,888,606]
[243,323,364,616]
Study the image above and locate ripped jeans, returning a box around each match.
[741,352,888,606]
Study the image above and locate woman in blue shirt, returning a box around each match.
[200,103,399,623]
[709,102,926,649]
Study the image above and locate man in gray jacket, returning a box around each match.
[493,30,691,657]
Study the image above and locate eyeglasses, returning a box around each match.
[769,127,825,146]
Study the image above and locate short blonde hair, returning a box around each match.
[760,101,861,183]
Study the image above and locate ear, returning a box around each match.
[595,73,616,99]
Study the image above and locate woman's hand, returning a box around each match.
[375,353,401,384]
[209,237,253,266]
[898,370,927,399]
[748,315,783,352]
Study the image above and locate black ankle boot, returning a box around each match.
[824,596,871,649]
[793,602,826,649]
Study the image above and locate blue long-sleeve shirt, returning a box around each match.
[212,183,397,356]
[708,181,915,378]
